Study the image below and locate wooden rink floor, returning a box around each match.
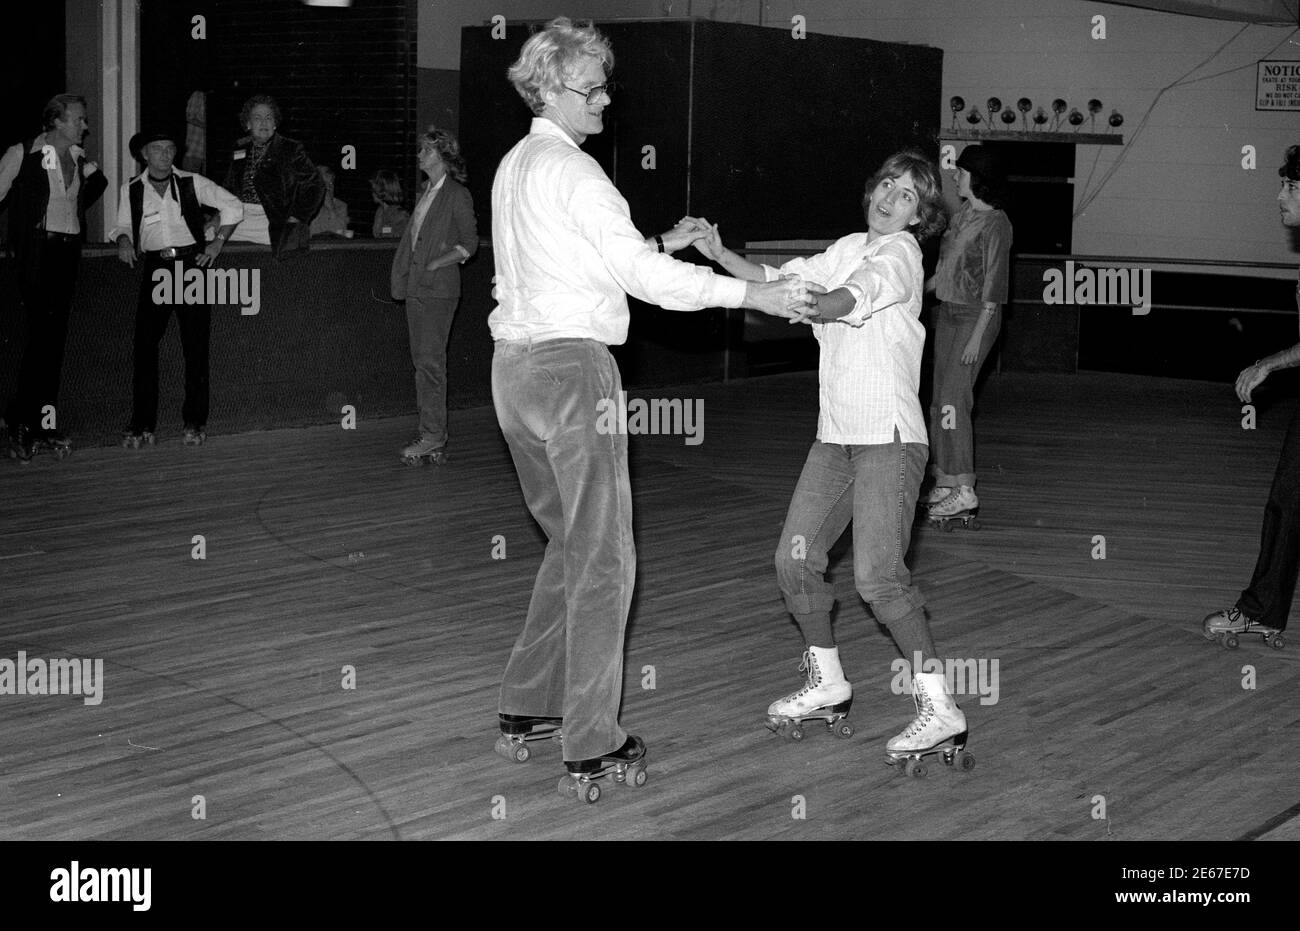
[1,370,1297,841]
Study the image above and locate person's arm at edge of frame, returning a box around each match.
[1238,339,1300,402]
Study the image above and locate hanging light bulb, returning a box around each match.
[986,97,1002,127]
[1017,97,1032,131]
[1051,98,1067,132]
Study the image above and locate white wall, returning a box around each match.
[422,0,1300,267]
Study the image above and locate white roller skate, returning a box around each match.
[885,671,974,777]
[400,435,447,466]
[765,646,854,740]
[922,484,953,506]
[1202,607,1285,650]
[927,485,979,531]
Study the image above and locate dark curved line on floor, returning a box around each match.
[0,633,404,841]
[1237,800,1300,840]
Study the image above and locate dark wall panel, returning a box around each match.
[690,21,943,242]
[461,20,942,242]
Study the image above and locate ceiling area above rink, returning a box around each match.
[1093,0,1299,22]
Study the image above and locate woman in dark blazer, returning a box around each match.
[390,126,477,465]
[223,95,323,259]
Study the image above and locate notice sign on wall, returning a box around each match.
[1257,61,1300,111]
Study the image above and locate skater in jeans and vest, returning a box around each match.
[1203,144,1300,649]
[0,94,108,462]
[923,144,1012,528]
[112,128,243,447]
[691,151,974,769]
[490,17,819,795]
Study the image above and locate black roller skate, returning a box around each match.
[34,429,72,460]
[557,735,648,805]
[494,712,562,763]
[6,423,36,464]
[121,427,156,450]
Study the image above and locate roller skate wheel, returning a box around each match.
[834,720,854,739]
[628,764,648,788]
[1269,634,1285,650]
[967,517,980,531]
[581,782,601,804]
[557,775,578,798]
[904,758,927,778]
[1224,634,1239,649]
[957,751,976,772]
[54,446,71,460]
[940,520,954,533]
[495,734,529,763]
[788,724,804,741]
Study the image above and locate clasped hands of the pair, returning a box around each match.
[665,216,825,324]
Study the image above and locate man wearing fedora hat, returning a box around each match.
[110,127,243,447]
[0,94,108,462]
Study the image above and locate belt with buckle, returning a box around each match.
[145,245,198,259]
[43,230,77,242]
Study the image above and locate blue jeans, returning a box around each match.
[928,301,1001,488]
[1238,399,1300,631]
[774,435,935,660]
[492,338,634,761]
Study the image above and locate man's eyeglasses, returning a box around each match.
[563,83,612,104]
